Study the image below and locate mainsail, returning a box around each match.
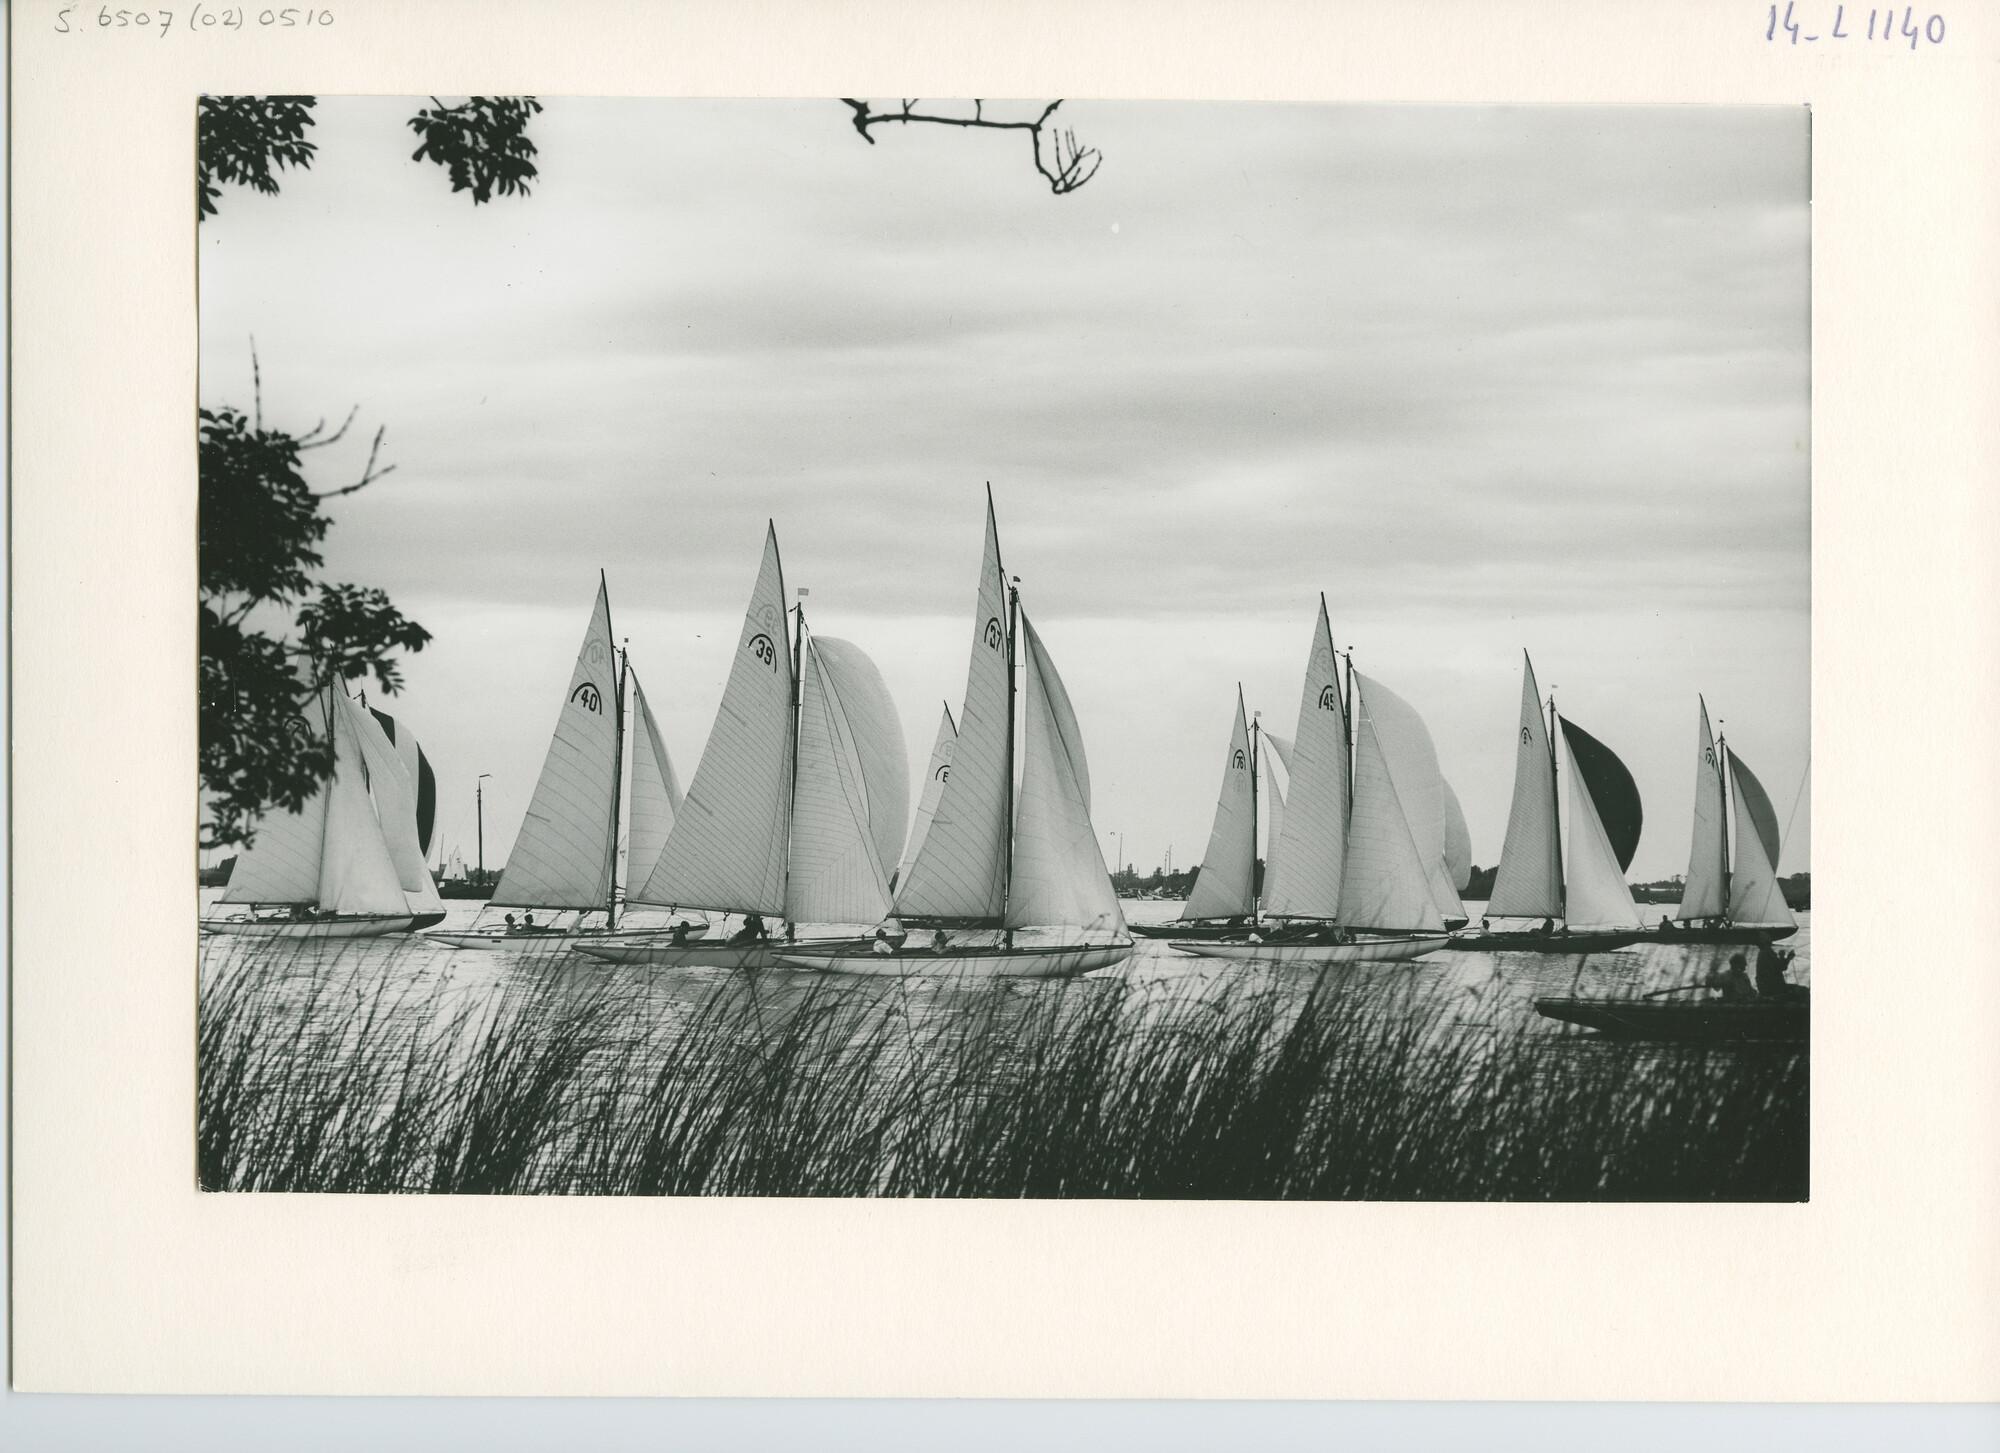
[1486,652,1563,919]
[1558,717,1643,929]
[623,674,683,896]
[1004,614,1125,933]
[1677,698,1730,921]
[314,693,412,916]
[1263,600,1350,921]
[1726,750,1796,929]
[220,774,330,906]
[347,693,444,917]
[638,526,795,916]
[893,496,1012,923]
[785,636,895,926]
[1181,690,1258,921]
[490,579,623,911]
[894,705,957,891]
[1337,674,1446,932]
[811,636,911,885]
[1358,670,1464,923]
[1442,780,1473,894]
[1262,741,1288,907]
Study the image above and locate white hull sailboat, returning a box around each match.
[1646,698,1799,944]
[795,491,1132,979]
[571,523,913,971]
[1174,599,1454,968]
[204,688,441,940]
[1453,652,1646,953]
[428,576,645,951]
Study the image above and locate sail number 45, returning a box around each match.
[1767,4,1946,43]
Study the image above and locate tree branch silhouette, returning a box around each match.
[840,99,1102,195]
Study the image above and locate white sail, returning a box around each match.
[811,636,911,884]
[894,705,957,890]
[623,675,682,897]
[1486,652,1563,919]
[638,526,795,916]
[1262,752,1288,907]
[490,579,623,911]
[1677,698,1730,921]
[894,497,1012,922]
[1005,614,1124,932]
[220,774,329,905]
[366,705,437,857]
[1442,780,1473,894]
[1337,678,1446,932]
[785,637,894,926]
[1562,746,1643,928]
[1726,750,1797,928]
[1263,600,1350,921]
[344,692,443,916]
[1181,691,1258,921]
[445,849,466,881]
[315,695,412,916]
[1356,670,1464,923]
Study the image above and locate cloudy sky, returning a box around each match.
[199,99,1810,884]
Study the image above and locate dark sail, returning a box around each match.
[370,707,437,856]
[1727,750,1782,868]
[1559,718,1642,872]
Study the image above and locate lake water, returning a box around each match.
[198,889,1809,1048]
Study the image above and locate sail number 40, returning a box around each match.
[1767,4,1946,43]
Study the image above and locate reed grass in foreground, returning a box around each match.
[197,955,1807,1200]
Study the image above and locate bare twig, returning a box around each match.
[297,404,360,451]
[316,425,397,499]
[839,98,1101,195]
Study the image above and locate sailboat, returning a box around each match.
[1171,599,1455,967]
[204,688,431,938]
[1646,699,1799,944]
[572,525,909,970]
[1129,689,1272,940]
[1451,652,1647,952]
[427,576,679,950]
[777,492,1133,978]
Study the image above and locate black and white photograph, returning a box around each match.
[195,96,1810,1202]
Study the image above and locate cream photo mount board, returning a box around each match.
[12,0,2000,1400]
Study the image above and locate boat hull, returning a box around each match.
[1643,924,1800,945]
[426,923,710,952]
[1534,994,1808,1043]
[1131,921,1258,940]
[1445,930,1647,953]
[777,942,1133,978]
[569,939,779,969]
[203,914,417,941]
[1169,933,1450,966]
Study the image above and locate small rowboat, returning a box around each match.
[1533,993,1808,1044]
[1170,932,1448,967]
[776,940,1133,979]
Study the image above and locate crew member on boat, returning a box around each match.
[871,929,895,956]
[1755,939,1801,999]
[1706,952,1758,1001]
[730,912,768,945]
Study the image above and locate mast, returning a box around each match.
[785,592,806,926]
[476,774,488,880]
[1248,700,1261,915]
[1002,573,1020,917]
[608,636,628,929]
[1718,730,1734,922]
[1342,647,1356,829]
[1548,694,1566,923]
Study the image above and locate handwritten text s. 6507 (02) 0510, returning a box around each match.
[54,6,334,34]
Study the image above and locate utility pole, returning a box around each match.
[476,774,491,882]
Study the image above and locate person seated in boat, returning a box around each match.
[1706,952,1758,1002]
[290,903,314,922]
[1540,918,1556,935]
[930,930,950,955]
[669,920,691,947]
[504,913,516,931]
[1656,917,1676,936]
[871,929,895,956]
[1480,917,1491,931]
[1755,940,1802,999]
[730,912,768,945]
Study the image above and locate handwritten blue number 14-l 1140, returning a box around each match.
[1768,4,1946,44]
